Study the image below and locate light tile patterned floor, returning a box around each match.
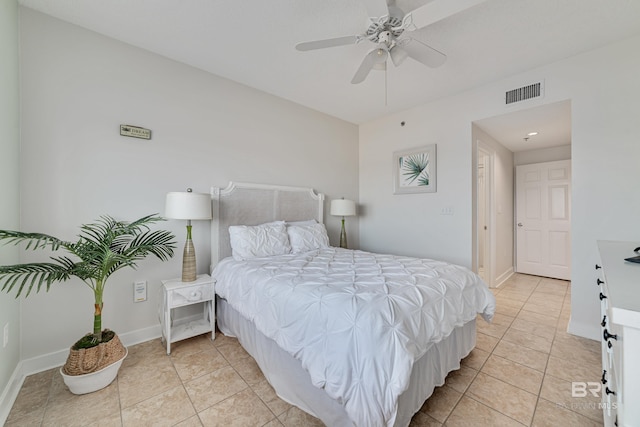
[6,274,604,426]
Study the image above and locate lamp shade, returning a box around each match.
[165,191,212,220]
[330,199,356,217]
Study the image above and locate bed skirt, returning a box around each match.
[216,297,476,427]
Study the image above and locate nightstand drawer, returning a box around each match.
[168,283,212,308]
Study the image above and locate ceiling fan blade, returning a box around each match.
[389,45,409,66]
[296,35,359,51]
[351,51,377,84]
[409,0,487,29]
[399,38,446,68]
[361,0,390,19]
[351,47,388,84]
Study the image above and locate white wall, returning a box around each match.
[471,125,514,286]
[359,98,475,267]
[360,34,640,340]
[514,145,571,166]
[0,0,22,418]
[18,8,359,360]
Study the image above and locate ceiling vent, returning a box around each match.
[505,81,544,105]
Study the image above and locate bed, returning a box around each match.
[210,182,495,427]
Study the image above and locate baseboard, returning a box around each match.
[0,361,25,426]
[0,323,163,424]
[119,323,163,348]
[20,323,163,376]
[493,267,514,288]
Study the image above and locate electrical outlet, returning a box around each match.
[134,281,147,303]
[3,323,8,348]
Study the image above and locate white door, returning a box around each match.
[516,160,571,280]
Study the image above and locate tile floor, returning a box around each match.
[6,274,604,426]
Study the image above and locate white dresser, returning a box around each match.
[597,241,640,427]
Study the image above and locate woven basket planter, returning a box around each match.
[61,331,127,394]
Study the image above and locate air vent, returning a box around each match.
[505,81,543,105]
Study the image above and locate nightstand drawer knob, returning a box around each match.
[189,290,202,301]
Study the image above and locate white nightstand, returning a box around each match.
[161,274,215,355]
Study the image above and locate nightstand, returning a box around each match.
[160,274,215,355]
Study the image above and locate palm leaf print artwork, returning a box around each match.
[400,153,430,186]
[394,144,436,194]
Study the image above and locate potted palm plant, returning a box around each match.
[0,214,176,394]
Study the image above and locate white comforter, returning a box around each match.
[212,248,495,427]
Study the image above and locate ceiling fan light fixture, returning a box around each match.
[374,47,388,70]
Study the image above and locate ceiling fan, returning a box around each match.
[295,0,486,84]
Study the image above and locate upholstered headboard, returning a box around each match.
[210,182,325,265]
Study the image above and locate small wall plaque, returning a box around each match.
[120,125,151,140]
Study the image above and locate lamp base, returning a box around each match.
[339,218,348,249]
[182,226,197,282]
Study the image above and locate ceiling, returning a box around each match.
[17,0,640,150]
[475,100,572,153]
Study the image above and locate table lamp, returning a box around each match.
[330,198,356,249]
[165,188,212,282]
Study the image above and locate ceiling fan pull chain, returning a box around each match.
[385,66,388,106]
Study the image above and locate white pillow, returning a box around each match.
[287,223,330,253]
[229,221,291,260]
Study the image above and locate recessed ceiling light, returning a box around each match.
[527,132,538,136]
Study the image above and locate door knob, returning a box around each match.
[517,223,523,227]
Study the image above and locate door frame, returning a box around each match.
[474,141,496,287]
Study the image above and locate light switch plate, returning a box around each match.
[134,281,147,302]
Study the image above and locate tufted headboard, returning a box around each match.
[210,182,325,266]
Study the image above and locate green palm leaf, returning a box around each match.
[417,171,430,187]
[0,214,176,343]
[401,153,429,185]
[0,263,71,296]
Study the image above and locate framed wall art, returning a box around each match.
[393,144,437,194]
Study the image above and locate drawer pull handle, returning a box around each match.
[599,292,607,300]
[597,278,604,286]
[605,387,616,396]
[601,370,607,385]
[595,264,602,270]
[601,315,607,327]
[603,328,618,342]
